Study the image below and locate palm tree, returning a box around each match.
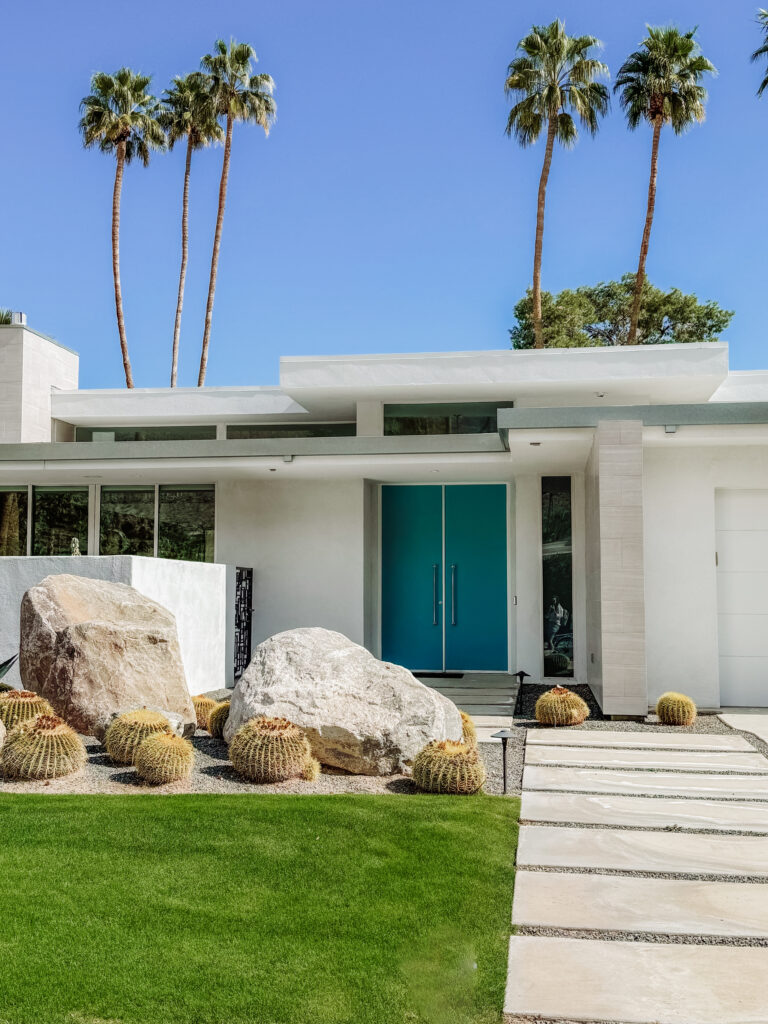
[161,74,223,386]
[80,69,166,388]
[197,40,275,386]
[752,10,768,96]
[615,28,715,345]
[505,21,609,349]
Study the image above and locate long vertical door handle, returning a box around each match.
[450,564,457,625]
[432,564,439,626]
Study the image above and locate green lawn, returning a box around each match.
[0,794,518,1024]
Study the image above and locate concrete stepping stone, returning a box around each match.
[512,870,768,936]
[521,791,768,832]
[720,714,768,747]
[527,728,755,751]
[516,824,768,876]
[504,935,768,1023]
[523,764,768,799]
[525,744,768,772]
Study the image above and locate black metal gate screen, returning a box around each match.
[234,567,254,679]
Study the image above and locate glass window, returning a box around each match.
[0,488,29,556]
[32,487,89,556]
[383,402,513,436]
[75,425,217,442]
[99,486,155,556]
[158,485,215,563]
[226,423,356,439]
[542,477,573,677]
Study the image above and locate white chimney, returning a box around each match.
[10,311,27,326]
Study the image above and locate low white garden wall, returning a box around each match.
[0,556,228,694]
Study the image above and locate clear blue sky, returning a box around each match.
[0,0,765,387]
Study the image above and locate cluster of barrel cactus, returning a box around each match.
[230,716,320,783]
[104,710,172,765]
[0,690,54,730]
[1,714,87,780]
[656,692,697,727]
[459,710,477,749]
[208,700,230,740]
[535,686,590,726]
[193,695,217,731]
[135,732,195,785]
[412,740,486,795]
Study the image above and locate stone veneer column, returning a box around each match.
[585,420,647,716]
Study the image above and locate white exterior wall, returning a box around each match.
[0,327,78,443]
[0,555,227,694]
[644,444,768,709]
[215,479,367,647]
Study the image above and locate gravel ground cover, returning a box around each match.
[2,682,763,797]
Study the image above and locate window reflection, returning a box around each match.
[542,477,573,677]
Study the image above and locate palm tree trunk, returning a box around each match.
[112,141,133,389]
[627,114,662,345]
[532,113,558,349]
[171,136,194,387]
[198,113,233,387]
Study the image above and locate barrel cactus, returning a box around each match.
[535,686,590,726]
[193,695,217,731]
[208,700,230,740]
[0,690,54,731]
[544,652,569,676]
[656,692,697,727]
[460,710,477,749]
[1,714,87,780]
[412,740,486,795]
[0,719,6,751]
[104,710,172,765]
[135,733,195,785]
[230,716,320,783]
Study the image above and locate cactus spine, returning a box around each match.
[208,700,230,740]
[193,695,217,731]
[459,710,477,750]
[229,716,319,783]
[104,710,172,765]
[0,690,54,731]
[1,714,87,780]
[135,732,195,785]
[535,686,590,726]
[656,692,697,727]
[412,740,486,795]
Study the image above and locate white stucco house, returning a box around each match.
[1,317,768,715]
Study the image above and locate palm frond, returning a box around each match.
[504,18,608,147]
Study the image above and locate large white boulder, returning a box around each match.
[224,627,462,775]
[20,574,195,740]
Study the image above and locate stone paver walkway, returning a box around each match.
[506,726,768,1023]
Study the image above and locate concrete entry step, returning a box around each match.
[527,728,755,752]
[512,870,768,937]
[523,764,768,799]
[524,744,768,773]
[516,825,768,876]
[504,935,768,1023]
[521,791,768,833]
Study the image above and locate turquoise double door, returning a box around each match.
[381,484,508,672]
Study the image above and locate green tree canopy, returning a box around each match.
[509,275,733,349]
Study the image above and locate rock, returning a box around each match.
[224,627,462,775]
[20,574,195,740]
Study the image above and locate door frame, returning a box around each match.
[376,481,514,673]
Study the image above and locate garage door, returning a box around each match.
[716,490,768,706]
